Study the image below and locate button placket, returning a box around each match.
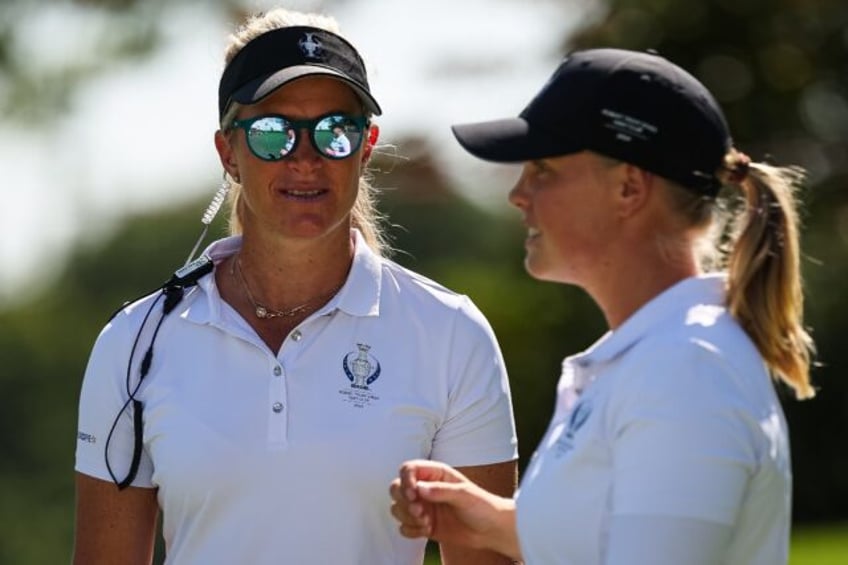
[268,360,287,446]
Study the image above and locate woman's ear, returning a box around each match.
[616,164,653,218]
[214,130,239,180]
[362,123,380,163]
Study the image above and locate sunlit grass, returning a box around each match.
[790,523,848,564]
[422,523,848,564]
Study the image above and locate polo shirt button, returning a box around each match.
[272,402,284,413]
[273,366,282,376]
[291,330,302,342]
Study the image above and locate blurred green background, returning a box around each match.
[1,0,846,562]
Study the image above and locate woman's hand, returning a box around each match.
[389,459,522,561]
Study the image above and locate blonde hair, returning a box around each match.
[219,8,388,255]
[664,149,815,400]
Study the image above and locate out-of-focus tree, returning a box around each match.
[2,0,847,563]
[568,0,848,185]
[0,0,275,123]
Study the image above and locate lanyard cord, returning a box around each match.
[103,257,213,489]
[104,291,163,488]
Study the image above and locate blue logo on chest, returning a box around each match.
[342,343,381,389]
[553,400,592,457]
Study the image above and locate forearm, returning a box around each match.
[451,461,522,561]
[439,494,521,563]
[485,496,522,561]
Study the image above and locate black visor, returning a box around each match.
[218,26,381,120]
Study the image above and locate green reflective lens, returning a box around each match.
[231,113,367,161]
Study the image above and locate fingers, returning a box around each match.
[398,522,431,539]
[414,480,469,505]
[397,460,447,504]
[391,460,471,541]
[389,478,431,539]
[398,459,465,489]
[397,462,421,503]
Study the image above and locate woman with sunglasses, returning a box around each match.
[390,48,816,564]
[73,8,517,565]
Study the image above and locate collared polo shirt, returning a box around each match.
[76,229,517,565]
[516,274,791,565]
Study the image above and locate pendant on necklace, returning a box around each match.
[255,306,269,319]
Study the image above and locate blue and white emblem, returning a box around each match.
[299,32,323,58]
[566,400,591,440]
[343,343,381,389]
[553,400,592,457]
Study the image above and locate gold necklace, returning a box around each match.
[233,255,342,320]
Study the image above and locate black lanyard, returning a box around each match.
[103,255,214,489]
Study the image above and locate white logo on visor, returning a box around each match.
[299,32,323,58]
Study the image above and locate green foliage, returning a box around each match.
[0,195,224,562]
[1,0,847,562]
[0,1,164,123]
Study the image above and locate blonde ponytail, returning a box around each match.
[720,150,815,399]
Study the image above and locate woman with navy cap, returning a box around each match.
[73,8,518,564]
[390,48,815,564]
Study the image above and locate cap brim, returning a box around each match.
[231,64,382,116]
[452,118,584,163]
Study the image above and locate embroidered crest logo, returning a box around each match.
[553,400,592,457]
[339,343,382,408]
[298,32,323,58]
[343,343,381,389]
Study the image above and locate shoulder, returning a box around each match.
[642,306,761,377]
[377,258,497,337]
[379,258,476,312]
[607,311,769,421]
[95,279,207,348]
[97,289,165,341]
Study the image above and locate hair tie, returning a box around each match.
[721,149,751,185]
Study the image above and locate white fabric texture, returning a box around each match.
[75,229,518,565]
[515,274,791,565]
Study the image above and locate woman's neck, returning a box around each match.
[234,226,354,309]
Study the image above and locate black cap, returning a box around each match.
[218,26,381,120]
[452,48,731,196]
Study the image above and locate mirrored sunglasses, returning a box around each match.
[230,113,368,161]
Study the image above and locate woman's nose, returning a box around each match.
[508,175,529,210]
[287,129,323,171]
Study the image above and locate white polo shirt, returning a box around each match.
[76,229,517,565]
[516,274,791,565]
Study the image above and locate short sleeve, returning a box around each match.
[430,297,518,467]
[608,341,756,524]
[605,514,733,565]
[75,310,155,488]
